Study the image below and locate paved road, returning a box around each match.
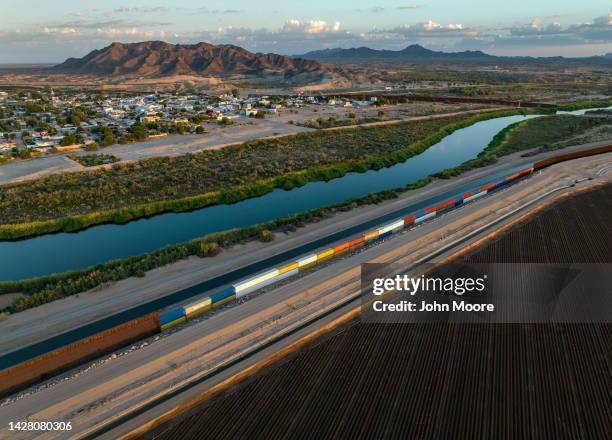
[0,152,609,439]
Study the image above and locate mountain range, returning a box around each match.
[53,41,331,77]
[300,44,612,62]
[299,44,497,61]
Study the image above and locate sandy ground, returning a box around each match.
[0,140,609,356]
[0,153,609,440]
[0,103,492,185]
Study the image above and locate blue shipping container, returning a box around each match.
[379,230,393,239]
[160,308,185,326]
[491,179,510,191]
[211,286,236,303]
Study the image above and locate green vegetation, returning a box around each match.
[301,116,380,129]
[433,113,610,179]
[0,109,524,240]
[59,133,83,146]
[495,114,611,155]
[68,153,121,167]
[555,99,612,112]
[258,229,274,242]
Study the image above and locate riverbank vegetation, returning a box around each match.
[499,114,611,155]
[432,113,611,179]
[0,109,524,240]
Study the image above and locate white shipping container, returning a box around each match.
[377,219,404,235]
[296,253,317,267]
[414,212,436,224]
[234,268,279,294]
[463,191,487,203]
[235,269,298,298]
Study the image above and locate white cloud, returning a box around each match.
[282,19,342,34]
[42,27,78,35]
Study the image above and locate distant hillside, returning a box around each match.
[54,41,332,77]
[300,44,497,61]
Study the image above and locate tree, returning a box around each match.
[60,133,77,146]
[197,242,220,257]
[131,123,148,141]
[85,142,100,152]
[231,88,240,98]
[258,229,274,242]
[102,127,116,147]
[195,125,205,134]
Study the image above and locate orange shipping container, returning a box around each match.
[506,168,531,181]
[404,215,417,225]
[425,198,455,214]
[348,236,365,247]
[333,242,351,253]
[480,183,495,192]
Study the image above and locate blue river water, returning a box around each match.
[0,109,600,281]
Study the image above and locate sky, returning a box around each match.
[0,0,610,63]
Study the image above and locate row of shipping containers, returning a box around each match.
[159,165,535,331]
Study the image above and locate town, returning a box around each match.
[0,89,388,163]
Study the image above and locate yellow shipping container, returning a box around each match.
[212,294,236,310]
[160,316,187,331]
[278,262,299,274]
[184,297,212,318]
[317,248,335,262]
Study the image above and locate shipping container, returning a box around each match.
[278,262,299,275]
[211,294,236,310]
[235,269,298,298]
[234,269,279,294]
[161,316,187,331]
[348,236,365,247]
[316,248,335,262]
[415,211,436,224]
[160,308,185,327]
[480,183,495,192]
[364,230,380,241]
[378,219,404,235]
[404,215,417,226]
[425,198,455,214]
[211,286,236,303]
[505,168,532,181]
[490,179,510,191]
[333,241,351,253]
[378,230,393,239]
[184,296,213,318]
[463,191,486,203]
[296,253,317,267]
[463,191,473,199]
